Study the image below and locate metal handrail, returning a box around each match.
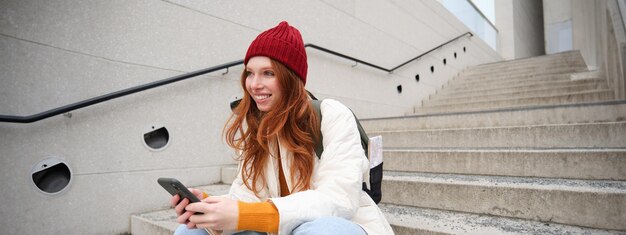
[390,32,472,71]
[0,32,472,123]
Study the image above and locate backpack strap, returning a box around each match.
[310,99,369,159]
[311,99,324,158]
[355,115,370,159]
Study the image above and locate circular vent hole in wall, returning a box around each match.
[143,125,170,151]
[30,157,72,196]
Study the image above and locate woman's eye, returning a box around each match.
[245,71,253,77]
[264,71,275,76]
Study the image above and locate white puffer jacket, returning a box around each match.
[224,99,393,235]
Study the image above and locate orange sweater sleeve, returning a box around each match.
[237,201,280,232]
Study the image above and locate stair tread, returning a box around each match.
[469,51,584,68]
[439,78,603,94]
[460,69,582,80]
[381,148,626,180]
[465,68,587,76]
[363,100,626,125]
[369,120,626,133]
[423,89,614,108]
[380,204,621,235]
[383,147,626,152]
[383,171,626,193]
[412,101,620,116]
[431,84,607,102]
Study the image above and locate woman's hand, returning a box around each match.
[186,197,239,231]
[171,188,205,228]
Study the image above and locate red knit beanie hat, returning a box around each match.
[245,21,308,84]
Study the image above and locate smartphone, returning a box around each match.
[157,177,201,204]
[158,178,216,235]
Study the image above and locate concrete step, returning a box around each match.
[362,100,626,130]
[383,148,626,180]
[436,78,605,97]
[452,73,574,89]
[462,67,596,83]
[465,58,582,72]
[416,89,615,113]
[131,184,231,235]
[423,88,613,108]
[382,171,626,230]
[131,183,623,234]
[462,58,586,76]
[427,82,607,105]
[368,121,626,148]
[460,67,587,81]
[381,204,622,235]
[464,51,586,73]
[470,59,586,72]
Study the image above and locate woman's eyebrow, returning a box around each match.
[246,66,274,71]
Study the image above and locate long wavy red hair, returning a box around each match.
[223,58,320,196]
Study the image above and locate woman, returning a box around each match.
[172,21,393,235]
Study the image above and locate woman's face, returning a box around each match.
[245,56,282,112]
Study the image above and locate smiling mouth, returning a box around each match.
[254,94,272,100]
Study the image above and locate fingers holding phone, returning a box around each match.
[186,197,239,231]
[177,200,197,228]
[174,197,190,216]
[189,188,205,198]
[158,178,205,227]
[170,194,181,208]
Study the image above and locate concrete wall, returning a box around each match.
[544,0,626,99]
[496,0,545,60]
[544,0,607,70]
[0,0,500,234]
[572,0,600,69]
[514,0,545,58]
[605,0,626,99]
[496,0,515,59]
[544,0,574,54]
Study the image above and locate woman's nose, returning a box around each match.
[250,76,264,89]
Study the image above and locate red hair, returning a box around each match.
[223,58,320,195]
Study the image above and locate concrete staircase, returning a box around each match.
[363,51,626,234]
[131,51,626,234]
[414,51,612,114]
